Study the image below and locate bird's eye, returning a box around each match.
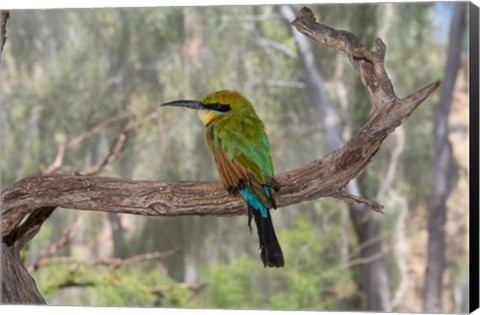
[208,103,231,112]
[211,103,223,110]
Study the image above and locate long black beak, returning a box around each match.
[160,100,206,110]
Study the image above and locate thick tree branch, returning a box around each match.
[1,75,439,239]
[291,7,397,107]
[1,8,440,241]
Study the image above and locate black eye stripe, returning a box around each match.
[206,103,231,112]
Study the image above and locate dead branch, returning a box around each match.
[1,73,439,240]
[42,110,159,176]
[291,7,396,107]
[80,120,134,176]
[42,143,68,175]
[29,247,179,273]
[332,190,384,213]
[68,112,131,148]
[78,111,159,176]
[151,282,208,295]
[41,112,131,175]
[27,219,83,273]
[34,112,157,253]
[342,252,384,269]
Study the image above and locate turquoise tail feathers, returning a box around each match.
[249,204,284,267]
[239,187,268,218]
[240,186,284,267]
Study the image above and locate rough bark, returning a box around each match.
[1,7,440,304]
[1,243,46,304]
[280,5,392,311]
[1,11,9,54]
[423,2,466,312]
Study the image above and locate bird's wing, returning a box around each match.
[213,147,252,191]
[208,120,277,209]
[214,147,275,210]
[218,120,274,178]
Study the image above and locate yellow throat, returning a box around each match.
[197,110,220,126]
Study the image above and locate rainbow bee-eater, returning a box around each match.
[161,90,284,267]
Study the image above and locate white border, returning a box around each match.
[1,1,478,315]
[2,0,478,10]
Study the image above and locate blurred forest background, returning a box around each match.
[0,2,469,313]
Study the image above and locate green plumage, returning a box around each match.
[205,97,273,190]
[162,90,284,267]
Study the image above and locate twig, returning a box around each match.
[151,282,208,295]
[341,252,384,269]
[27,218,83,273]
[41,143,68,175]
[332,190,384,213]
[41,112,131,175]
[29,248,179,272]
[323,235,397,277]
[346,234,386,261]
[112,247,178,270]
[80,111,159,176]
[80,121,133,176]
[67,112,131,148]
[57,280,96,290]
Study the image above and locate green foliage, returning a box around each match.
[198,215,356,311]
[34,262,193,307]
[201,255,258,308]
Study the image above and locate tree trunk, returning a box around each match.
[1,243,46,304]
[280,5,392,311]
[423,2,466,313]
[108,212,129,258]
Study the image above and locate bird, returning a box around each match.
[161,90,284,267]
